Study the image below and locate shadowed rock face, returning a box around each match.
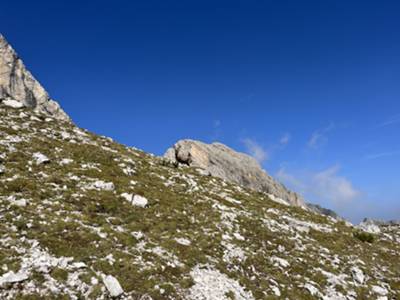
[0,34,69,121]
[164,139,305,207]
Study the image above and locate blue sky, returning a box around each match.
[1,0,399,222]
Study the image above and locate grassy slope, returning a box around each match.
[0,106,399,299]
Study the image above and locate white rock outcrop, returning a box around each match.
[0,34,69,121]
[357,219,381,234]
[164,140,305,207]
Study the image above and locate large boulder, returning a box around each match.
[0,34,69,121]
[164,139,305,207]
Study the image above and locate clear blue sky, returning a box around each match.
[2,0,399,223]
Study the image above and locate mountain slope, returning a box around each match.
[0,104,399,300]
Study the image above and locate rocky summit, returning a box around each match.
[0,35,399,300]
[0,34,69,121]
[164,140,305,207]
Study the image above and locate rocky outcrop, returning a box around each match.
[307,203,341,220]
[0,34,69,121]
[164,139,305,207]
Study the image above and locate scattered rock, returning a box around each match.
[304,283,320,296]
[175,237,191,246]
[121,193,148,207]
[0,165,5,174]
[350,266,365,284]
[372,285,388,296]
[188,264,255,300]
[102,275,124,297]
[60,158,73,165]
[7,196,28,207]
[358,219,381,234]
[32,152,50,165]
[0,270,29,286]
[90,180,115,191]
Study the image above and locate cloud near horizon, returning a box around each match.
[277,165,361,207]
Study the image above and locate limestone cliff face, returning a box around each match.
[164,139,305,207]
[0,34,69,121]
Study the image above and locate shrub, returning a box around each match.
[353,231,375,243]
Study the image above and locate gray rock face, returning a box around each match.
[307,203,341,220]
[164,139,305,207]
[0,34,69,121]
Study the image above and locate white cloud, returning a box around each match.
[276,165,361,206]
[364,150,400,160]
[308,123,335,149]
[311,166,360,204]
[242,138,268,163]
[279,132,291,145]
[378,114,400,127]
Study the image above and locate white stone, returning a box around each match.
[7,196,28,207]
[372,286,388,296]
[91,180,114,191]
[233,232,245,241]
[131,195,148,207]
[72,262,86,269]
[102,275,124,297]
[271,285,281,296]
[304,283,320,296]
[350,266,364,284]
[2,99,24,109]
[175,237,191,246]
[60,158,73,165]
[131,231,144,240]
[33,152,50,165]
[121,193,133,202]
[271,256,290,268]
[0,165,5,174]
[0,270,29,286]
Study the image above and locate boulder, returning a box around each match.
[164,139,305,207]
[102,275,124,297]
[33,152,50,165]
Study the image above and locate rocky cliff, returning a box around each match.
[0,34,69,121]
[164,139,305,207]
